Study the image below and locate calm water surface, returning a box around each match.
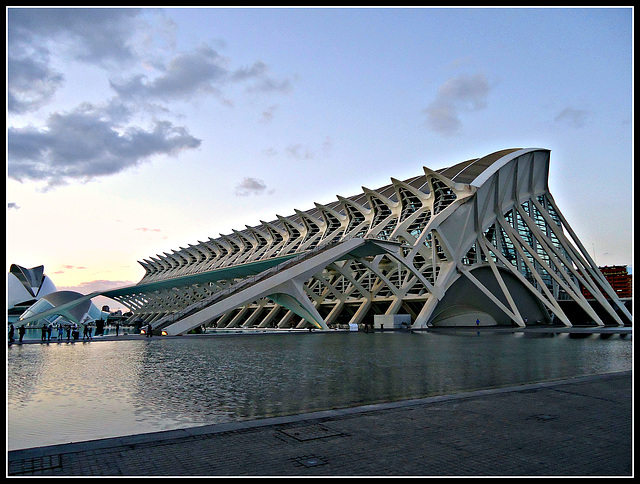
[7,331,632,451]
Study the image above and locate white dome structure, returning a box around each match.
[8,264,57,322]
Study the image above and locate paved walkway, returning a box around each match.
[7,370,632,476]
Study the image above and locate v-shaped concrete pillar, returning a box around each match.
[267,279,326,330]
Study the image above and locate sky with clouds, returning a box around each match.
[7,7,633,310]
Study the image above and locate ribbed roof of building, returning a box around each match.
[436,148,522,184]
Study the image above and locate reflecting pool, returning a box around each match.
[7,331,632,451]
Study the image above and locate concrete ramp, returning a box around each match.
[161,238,400,335]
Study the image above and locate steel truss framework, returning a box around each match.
[108,148,631,333]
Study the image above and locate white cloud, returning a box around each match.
[260,105,279,123]
[235,177,268,196]
[424,73,491,136]
[554,107,589,128]
[110,45,292,103]
[8,101,201,189]
[286,144,314,161]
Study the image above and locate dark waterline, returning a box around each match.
[7,331,632,451]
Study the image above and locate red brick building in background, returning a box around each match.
[582,265,632,299]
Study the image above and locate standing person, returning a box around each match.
[83,324,89,340]
[41,324,47,342]
[8,324,15,343]
[147,323,153,338]
[66,324,71,341]
[47,324,53,342]
[57,323,64,341]
[115,322,120,336]
[18,324,26,343]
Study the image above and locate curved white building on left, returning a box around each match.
[18,290,109,327]
[8,264,57,322]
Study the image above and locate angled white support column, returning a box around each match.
[531,195,630,325]
[242,299,268,327]
[257,304,281,328]
[349,299,372,325]
[277,310,295,328]
[227,305,251,328]
[213,310,234,328]
[458,267,523,325]
[384,296,404,316]
[267,279,327,330]
[325,300,345,325]
[481,233,573,327]
[476,235,525,326]
[413,294,439,328]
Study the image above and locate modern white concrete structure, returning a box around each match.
[18,290,109,327]
[7,264,57,322]
[18,148,630,334]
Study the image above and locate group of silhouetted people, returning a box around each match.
[7,323,33,344]
[7,323,24,343]
[9,321,137,344]
[8,322,94,344]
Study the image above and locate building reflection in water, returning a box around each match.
[7,331,632,451]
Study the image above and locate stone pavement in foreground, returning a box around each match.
[7,371,632,477]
